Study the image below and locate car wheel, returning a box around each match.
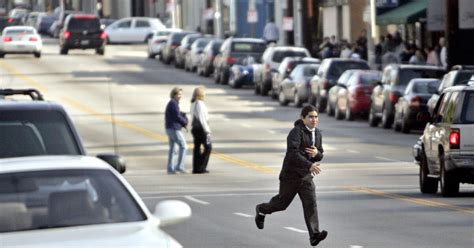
[148,53,155,59]
[381,106,392,129]
[0,53,4,58]
[106,36,111,44]
[294,91,302,107]
[261,83,268,96]
[270,87,278,99]
[401,118,411,133]
[316,92,326,113]
[279,90,289,106]
[419,151,438,194]
[96,48,105,55]
[327,102,334,116]
[34,52,41,58]
[254,82,261,95]
[308,94,316,107]
[335,102,343,120]
[368,107,379,127]
[345,102,353,121]
[440,153,459,197]
[60,47,68,55]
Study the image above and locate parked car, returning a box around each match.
[105,17,165,43]
[35,15,55,34]
[0,155,191,247]
[254,46,311,96]
[393,78,441,133]
[214,37,266,85]
[174,33,202,68]
[196,39,223,76]
[334,70,382,121]
[368,64,445,128]
[59,14,106,55]
[161,31,195,64]
[184,37,213,72]
[147,28,182,59]
[278,63,319,107]
[271,57,320,99]
[427,65,474,114]
[0,26,42,58]
[25,12,45,27]
[0,88,125,173]
[327,69,358,116]
[309,58,370,112]
[99,18,116,30]
[48,10,75,38]
[413,84,474,196]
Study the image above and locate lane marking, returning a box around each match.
[183,195,210,205]
[347,149,360,154]
[241,123,252,128]
[267,130,276,134]
[350,246,364,248]
[284,227,307,233]
[374,156,401,162]
[234,212,253,218]
[347,186,474,215]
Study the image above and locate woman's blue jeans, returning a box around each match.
[166,128,187,173]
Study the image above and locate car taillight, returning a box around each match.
[449,129,460,149]
[100,31,106,40]
[29,37,38,42]
[226,56,236,64]
[352,86,365,98]
[171,44,178,49]
[410,96,420,108]
[322,79,330,90]
[3,36,12,42]
[389,92,399,104]
[209,54,215,60]
[64,31,71,40]
[7,18,13,23]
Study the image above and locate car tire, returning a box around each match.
[316,92,326,113]
[419,151,438,194]
[294,92,302,108]
[254,82,261,95]
[270,87,278,99]
[327,102,335,116]
[96,48,105,55]
[345,102,354,121]
[34,52,41,58]
[214,70,221,84]
[401,118,411,133]
[148,53,155,59]
[440,153,459,197]
[335,103,343,120]
[279,90,289,106]
[368,107,379,127]
[0,53,4,58]
[260,83,268,96]
[381,106,392,129]
[60,47,68,55]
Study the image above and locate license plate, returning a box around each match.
[16,45,25,49]
[80,40,90,45]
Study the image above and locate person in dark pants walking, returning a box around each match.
[255,105,328,246]
[190,86,212,174]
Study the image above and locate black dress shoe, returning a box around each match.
[255,205,265,230]
[310,230,328,246]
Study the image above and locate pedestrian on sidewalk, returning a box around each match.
[190,86,212,174]
[255,105,328,247]
[165,87,188,174]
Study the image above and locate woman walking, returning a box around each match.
[190,87,212,174]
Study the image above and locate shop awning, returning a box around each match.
[376,0,427,25]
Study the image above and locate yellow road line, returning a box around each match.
[0,62,276,174]
[347,186,474,215]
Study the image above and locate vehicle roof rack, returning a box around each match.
[451,65,474,70]
[0,88,44,101]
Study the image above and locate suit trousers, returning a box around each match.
[257,177,320,238]
[191,128,212,173]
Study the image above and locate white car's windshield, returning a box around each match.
[0,169,146,233]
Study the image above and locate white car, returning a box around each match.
[105,17,165,43]
[147,28,182,59]
[0,26,42,58]
[0,156,191,247]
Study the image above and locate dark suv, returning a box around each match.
[59,14,106,55]
[413,85,474,196]
[369,64,445,128]
[0,89,125,173]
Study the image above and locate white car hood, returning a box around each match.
[0,221,182,248]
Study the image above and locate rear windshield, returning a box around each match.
[461,92,474,123]
[5,29,34,35]
[360,73,382,85]
[231,42,266,53]
[68,18,100,31]
[212,41,223,53]
[412,81,440,94]
[399,69,445,86]
[0,110,81,158]
[273,51,307,63]
[327,62,370,80]
[455,71,474,86]
[171,32,189,43]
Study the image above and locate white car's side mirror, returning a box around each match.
[153,200,191,226]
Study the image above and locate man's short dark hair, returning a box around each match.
[300,105,319,118]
